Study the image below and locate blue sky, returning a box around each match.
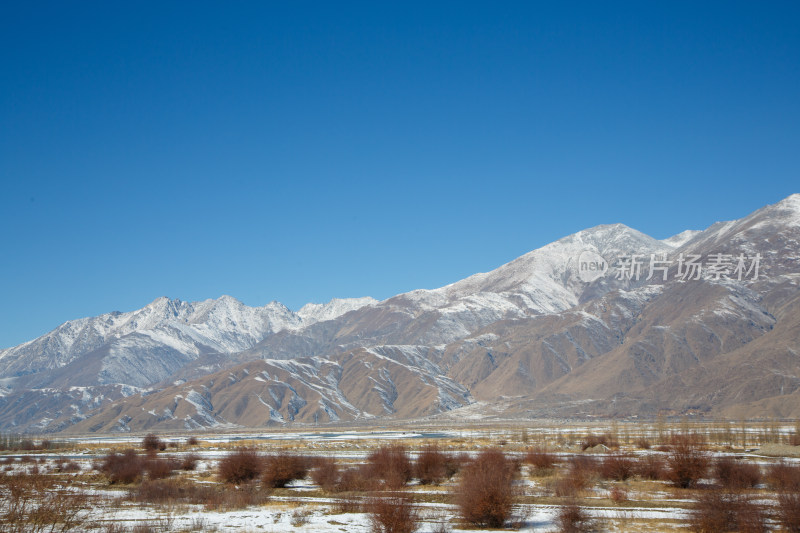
[1,2,798,348]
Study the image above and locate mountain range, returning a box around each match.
[1,194,798,433]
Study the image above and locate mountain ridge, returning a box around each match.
[1,194,798,432]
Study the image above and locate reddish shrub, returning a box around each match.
[777,491,800,533]
[600,453,635,481]
[99,449,144,484]
[689,491,767,533]
[218,448,262,484]
[337,464,376,492]
[142,433,166,453]
[634,438,652,450]
[262,453,309,488]
[666,434,708,489]
[366,494,420,533]
[456,448,517,528]
[580,433,618,451]
[311,457,339,491]
[415,444,448,485]
[525,447,559,472]
[144,457,178,480]
[713,457,761,490]
[186,436,199,446]
[179,453,199,471]
[555,499,596,532]
[366,445,412,490]
[553,456,598,498]
[635,454,668,480]
[609,486,627,504]
[767,461,800,491]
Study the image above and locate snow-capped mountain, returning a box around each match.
[1,194,799,432]
[0,294,375,387]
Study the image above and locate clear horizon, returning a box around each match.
[2,2,799,348]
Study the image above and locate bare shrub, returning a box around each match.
[218,448,262,484]
[525,447,559,472]
[552,456,598,498]
[186,436,199,446]
[767,461,800,491]
[634,437,651,449]
[600,453,635,481]
[555,499,597,533]
[337,464,376,492]
[179,453,199,471]
[609,485,628,504]
[456,448,516,528]
[262,452,308,488]
[203,482,269,510]
[635,454,668,480]
[366,445,412,489]
[367,494,420,533]
[311,457,339,491]
[144,456,178,480]
[777,491,800,533]
[99,449,144,484]
[334,493,363,513]
[713,457,761,490]
[580,433,618,451]
[666,434,708,488]
[0,473,92,532]
[142,433,166,453]
[131,479,212,505]
[689,491,767,533]
[415,444,448,485]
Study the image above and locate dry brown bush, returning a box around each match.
[144,456,178,480]
[600,453,635,481]
[0,473,92,532]
[415,444,448,485]
[555,499,597,533]
[713,457,761,490]
[767,461,800,491]
[666,434,708,488]
[179,453,199,471]
[218,448,262,484]
[200,482,269,511]
[777,491,800,533]
[186,436,199,446]
[524,447,560,472]
[609,485,627,504]
[635,454,668,480]
[142,433,166,452]
[262,452,309,488]
[634,437,652,449]
[580,433,618,451]
[99,449,144,484]
[310,457,339,491]
[337,464,377,492]
[366,445,413,490]
[689,490,767,533]
[131,479,212,505]
[456,448,517,528]
[552,456,598,498]
[366,494,420,533]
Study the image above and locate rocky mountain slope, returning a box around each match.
[1,195,798,432]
